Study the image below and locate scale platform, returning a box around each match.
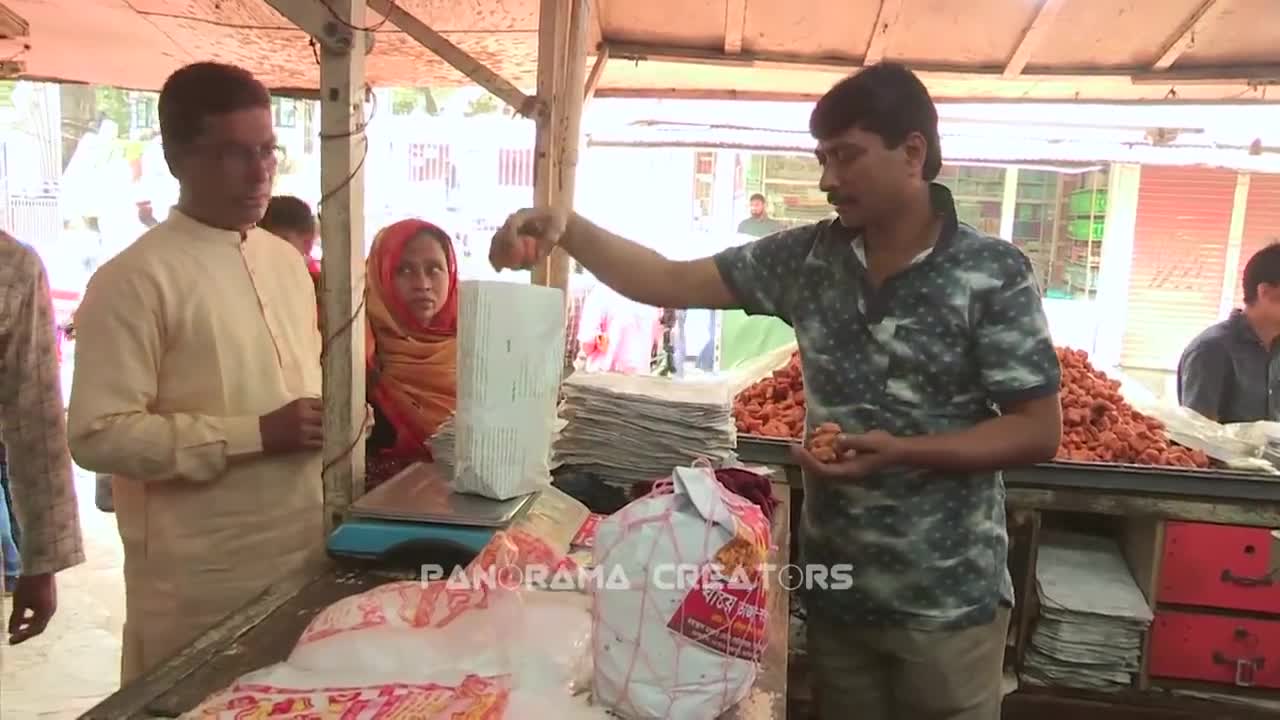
[327,462,537,565]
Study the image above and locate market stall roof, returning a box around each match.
[3,0,1279,101]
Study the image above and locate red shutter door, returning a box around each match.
[1121,166,1238,370]
[1231,173,1280,308]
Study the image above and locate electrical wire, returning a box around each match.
[319,0,394,34]
[309,81,379,479]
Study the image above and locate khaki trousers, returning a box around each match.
[808,606,1010,720]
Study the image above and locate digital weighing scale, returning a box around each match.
[327,462,538,564]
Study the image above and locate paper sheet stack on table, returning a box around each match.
[432,414,569,479]
[451,280,566,500]
[1024,531,1155,692]
[553,372,737,484]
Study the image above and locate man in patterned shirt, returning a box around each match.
[489,63,1062,719]
[0,231,86,643]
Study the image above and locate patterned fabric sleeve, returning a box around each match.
[712,226,816,323]
[973,248,1063,407]
[0,237,86,575]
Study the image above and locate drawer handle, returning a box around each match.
[1219,568,1275,587]
[1212,652,1266,687]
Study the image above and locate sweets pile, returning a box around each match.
[732,351,805,439]
[732,347,1211,470]
[1055,347,1208,468]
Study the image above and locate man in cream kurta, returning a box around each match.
[70,209,326,681]
[68,62,326,683]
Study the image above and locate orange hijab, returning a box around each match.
[366,219,459,457]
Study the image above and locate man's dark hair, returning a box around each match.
[158,62,271,149]
[809,62,942,181]
[1242,241,1280,305]
[750,193,766,203]
[260,196,316,237]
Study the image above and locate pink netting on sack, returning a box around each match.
[184,675,510,719]
[591,465,772,719]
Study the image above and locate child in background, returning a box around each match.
[260,195,321,282]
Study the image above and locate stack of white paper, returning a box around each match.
[1024,532,1154,692]
[431,413,568,480]
[430,417,456,473]
[554,372,737,484]
[453,281,565,501]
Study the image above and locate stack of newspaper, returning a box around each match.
[1024,531,1154,692]
[552,372,737,484]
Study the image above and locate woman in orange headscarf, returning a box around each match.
[364,219,459,489]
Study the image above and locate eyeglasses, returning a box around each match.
[192,142,285,171]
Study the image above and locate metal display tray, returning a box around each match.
[351,462,536,527]
[735,435,1280,503]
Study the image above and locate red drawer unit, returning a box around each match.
[1158,522,1280,614]
[1149,610,1280,689]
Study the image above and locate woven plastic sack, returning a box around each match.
[592,465,771,719]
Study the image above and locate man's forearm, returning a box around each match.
[68,410,262,482]
[559,214,739,309]
[897,411,1061,473]
[559,214,675,306]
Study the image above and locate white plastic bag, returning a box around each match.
[592,466,771,719]
[183,530,608,720]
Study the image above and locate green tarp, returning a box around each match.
[717,310,796,371]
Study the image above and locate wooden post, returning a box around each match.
[316,0,368,527]
[263,3,366,530]
[531,0,591,292]
[531,0,569,287]
[548,0,591,292]
[263,0,375,527]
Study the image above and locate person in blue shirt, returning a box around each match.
[489,62,1062,719]
[1178,242,1280,423]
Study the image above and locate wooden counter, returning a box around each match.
[735,437,1280,719]
[79,481,791,720]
